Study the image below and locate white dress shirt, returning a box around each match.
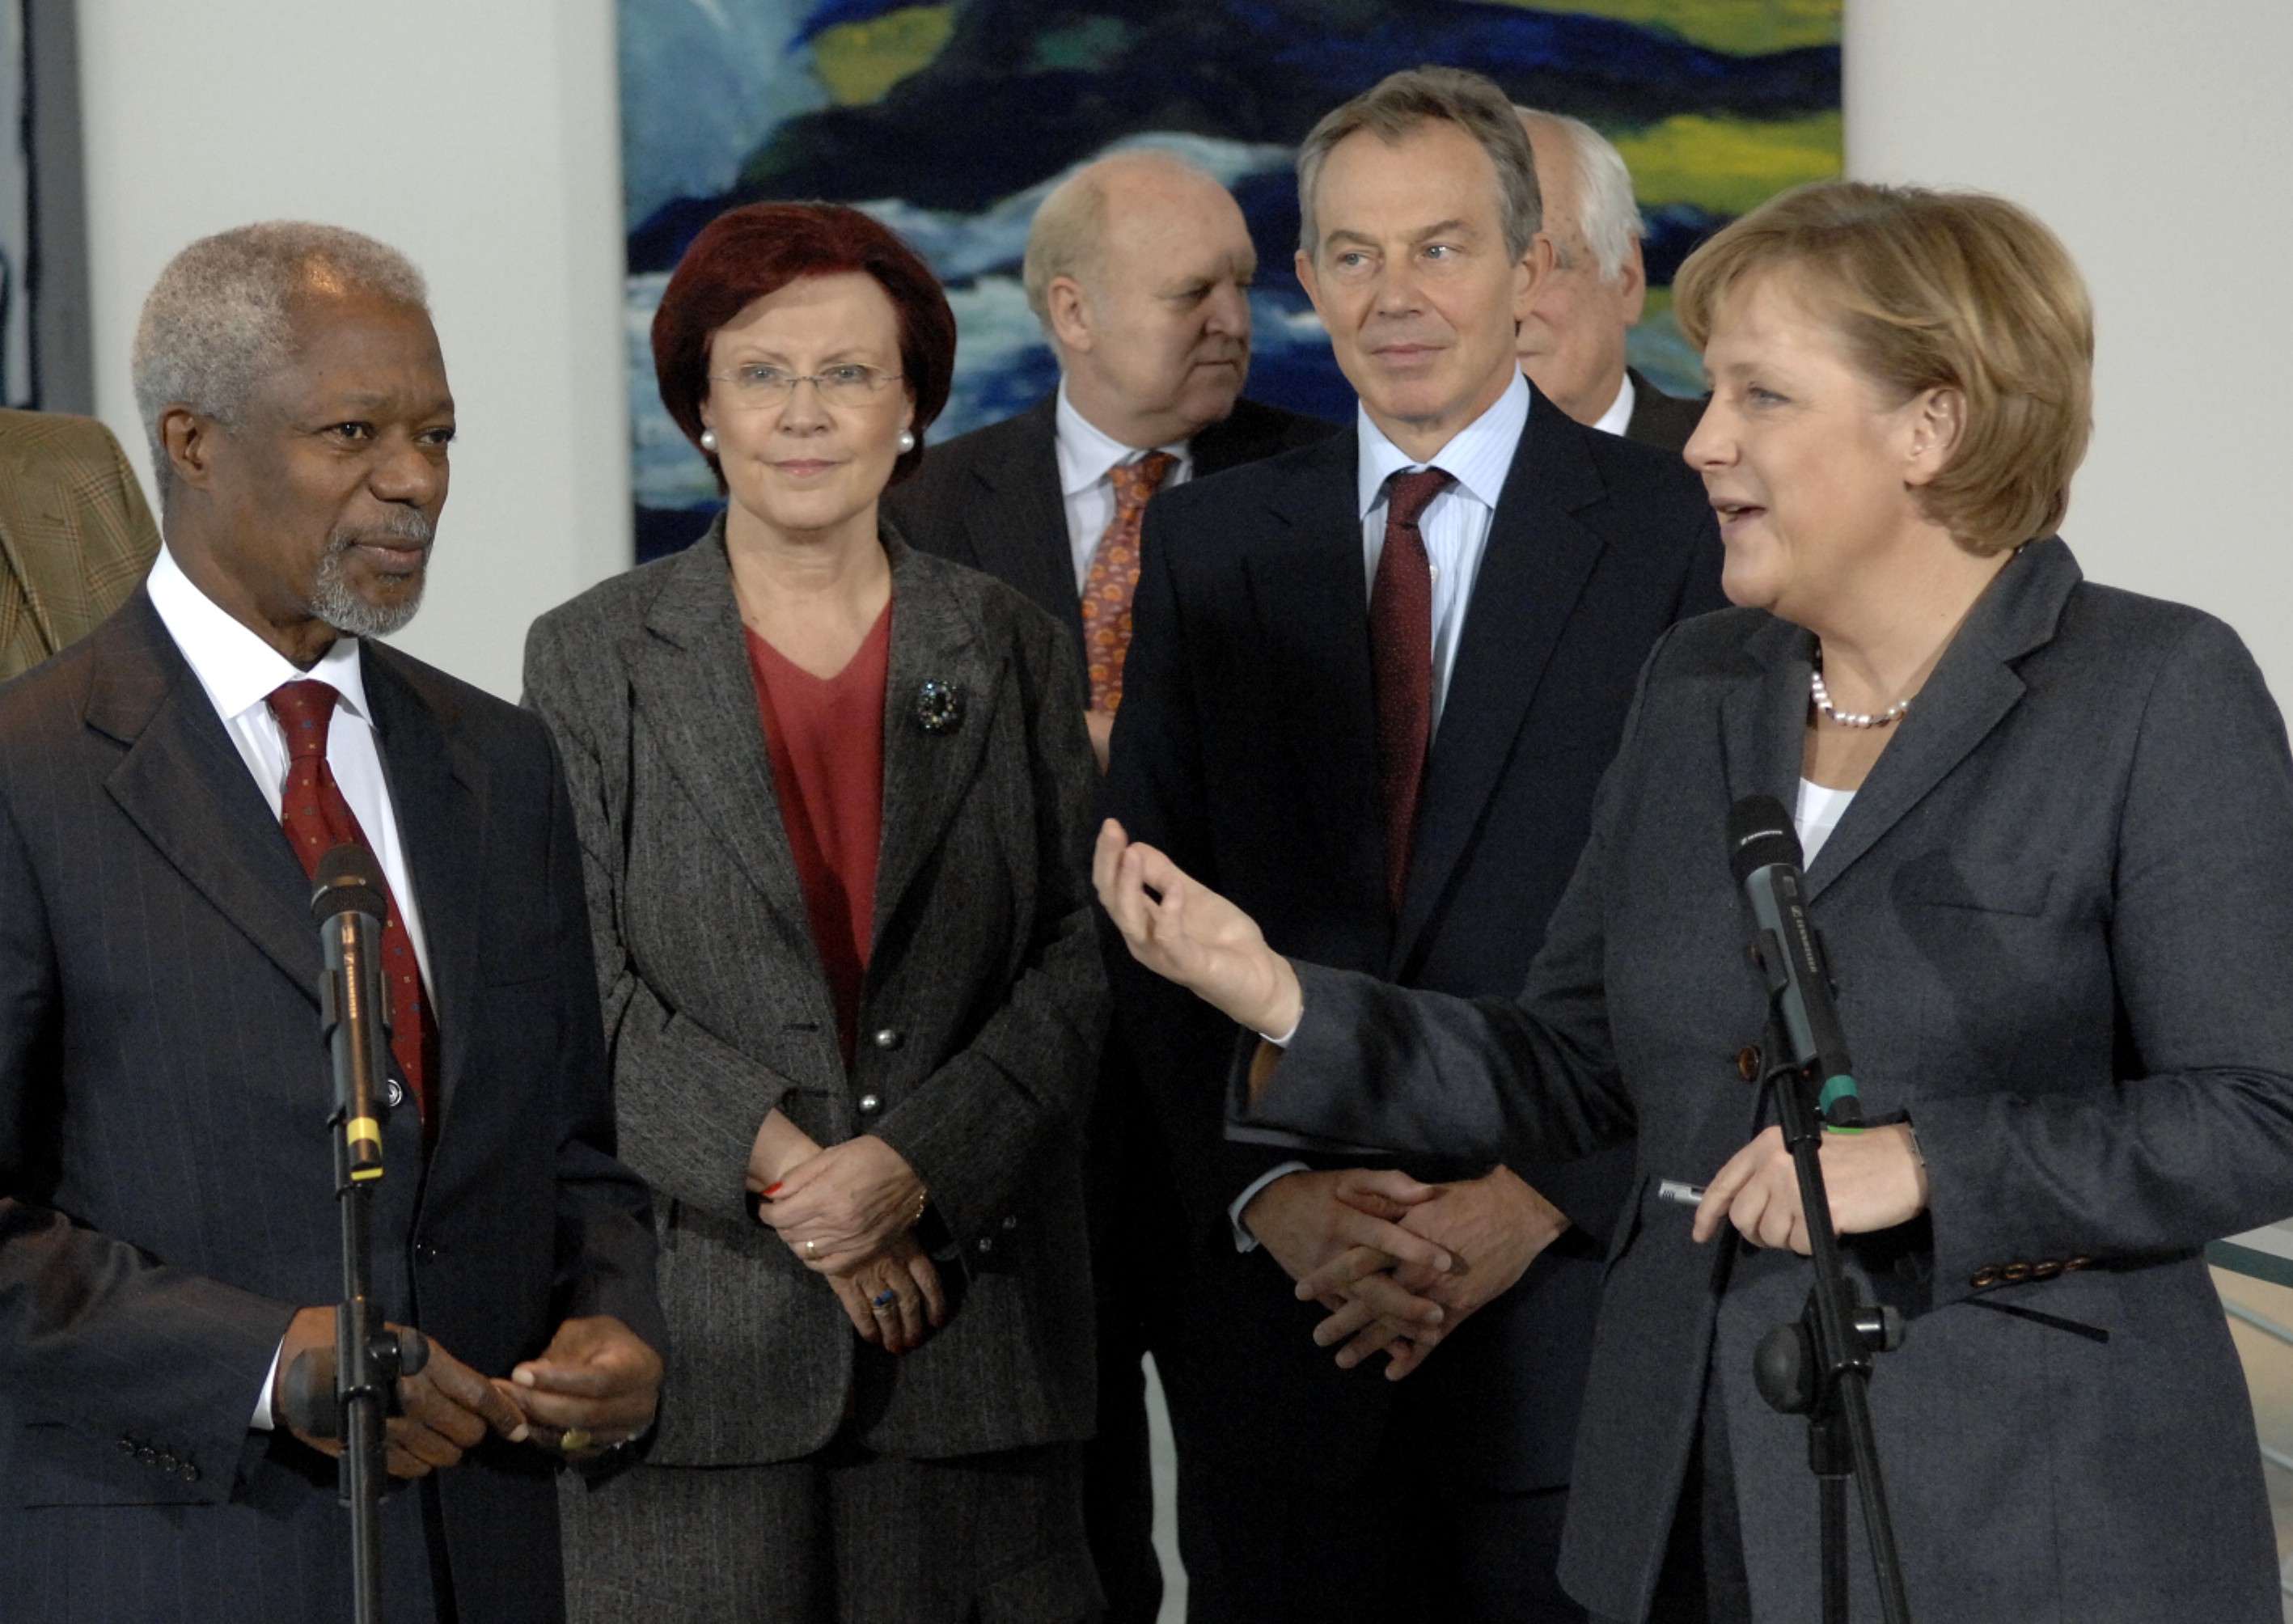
[146,546,434,1427]
[1054,380,1195,592]
[1796,777,1856,866]
[1231,373,1536,1250]
[1590,370,1636,439]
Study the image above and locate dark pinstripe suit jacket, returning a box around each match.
[1247,539,2293,1622]
[0,590,665,1623]
[522,522,1107,1465]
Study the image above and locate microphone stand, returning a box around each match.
[309,850,428,1624]
[1749,1009,1913,1624]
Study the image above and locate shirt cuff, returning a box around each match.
[251,1335,286,1431]
[1227,1161,1310,1253]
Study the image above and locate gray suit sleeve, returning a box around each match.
[524,615,806,1224]
[868,610,1109,1249]
[0,765,290,1495]
[1914,615,2293,1300]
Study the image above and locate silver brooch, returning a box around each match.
[915,679,963,733]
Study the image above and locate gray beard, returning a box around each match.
[309,514,433,638]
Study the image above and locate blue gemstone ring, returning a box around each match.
[871,1289,898,1310]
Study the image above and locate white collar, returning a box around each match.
[1591,370,1635,438]
[146,544,372,728]
[1054,378,1190,497]
[1356,368,1531,518]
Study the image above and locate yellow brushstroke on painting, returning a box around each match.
[1614,112,1842,217]
[811,4,958,106]
[1478,0,1838,55]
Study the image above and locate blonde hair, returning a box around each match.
[1674,182,2092,555]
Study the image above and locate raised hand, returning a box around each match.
[1094,819,1303,1040]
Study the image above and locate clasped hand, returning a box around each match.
[751,1120,947,1355]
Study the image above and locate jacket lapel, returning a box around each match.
[1720,615,1816,818]
[360,647,482,1124]
[873,539,1001,947]
[1800,539,2078,899]
[1393,393,1607,971]
[91,592,322,999]
[1242,437,1387,905]
[620,526,819,951]
[962,397,1080,640]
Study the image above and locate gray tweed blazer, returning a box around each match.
[1241,538,2293,1622]
[524,519,1106,1465]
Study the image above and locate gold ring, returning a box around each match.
[805,1238,819,1259]
[560,1427,594,1453]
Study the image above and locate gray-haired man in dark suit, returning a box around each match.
[0,222,666,1623]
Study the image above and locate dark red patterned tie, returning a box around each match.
[1369,467,1453,915]
[267,679,434,1132]
[1081,450,1178,714]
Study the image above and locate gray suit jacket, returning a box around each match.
[1241,539,2293,1622]
[523,521,1107,1466]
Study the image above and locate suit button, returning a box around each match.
[116,1436,137,1457]
[873,1028,903,1051]
[158,1452,179,1473]
[2001,1262,2032,1283]
[180,1462,201,1484]
[386,1079,406,1108]
[1970,1267,2003,1289]
[1737,1047,1762,1082]
[137,1445,158,1465]
[2031,1260,2062,1279]
[1002,1215,1018,1231]
[2064,1256,2092,1272]
[857,1094,882,1115]
[976,1237,994,1254]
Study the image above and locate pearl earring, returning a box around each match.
[699,429,718,453]
[897,429,916,454]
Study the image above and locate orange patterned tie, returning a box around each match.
[1081,450,1178,714]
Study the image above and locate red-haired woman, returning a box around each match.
[525,202,1107,1622]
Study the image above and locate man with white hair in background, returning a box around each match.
[1513,107,1706,450]
[888,149,1335,1624]
[0,221,665,1622]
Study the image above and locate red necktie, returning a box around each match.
[1369,467,1453,915]
[1081,450,1178,714]
[267,679,434,1131]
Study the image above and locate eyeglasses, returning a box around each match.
[708,363,904,408]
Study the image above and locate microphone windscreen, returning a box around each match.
[1728,793,1802,885]
[311,843,387,924]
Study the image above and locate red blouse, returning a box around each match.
[745,603,893,1063]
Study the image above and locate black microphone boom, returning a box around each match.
[1727,794,1863,1129]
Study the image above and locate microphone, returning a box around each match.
[1727,795,1863,1128]
[313,844,393,1182]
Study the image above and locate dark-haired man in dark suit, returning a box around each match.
[888,149,1334,1623]
[1104,70,1724,1622]
[0,222,664,1623]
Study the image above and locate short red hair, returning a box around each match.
[651,201,956,488]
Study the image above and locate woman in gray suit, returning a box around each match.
[526,203,1107,1623]
[1097,182,2293,1623]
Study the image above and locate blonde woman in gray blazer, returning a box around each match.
[527,204,1107,1623]
[1099,184,2293,1623]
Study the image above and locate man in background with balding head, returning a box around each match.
[1513,107,1705,451]
[0,222,664,1622]
[889,150,1334,1622]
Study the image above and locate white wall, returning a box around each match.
[1847,0,2293,700]
[77,0,631,700]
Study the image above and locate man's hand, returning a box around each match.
[1094,819,1302,1042]
[1242,1169,1453,1340]
[1692,1124,1927,1253]
[273,1306,533,1478]
[826,1232,950,1355]
[501,1315,663,1458]
[758,1135,926,1275]
[1304,1166,1571,1379]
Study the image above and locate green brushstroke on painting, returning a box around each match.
[811,4,958,105]
[1031,16,1139,72]
[1615,111,1841,214]
[1478,0,1839,55]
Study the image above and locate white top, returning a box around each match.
[146,545,434,986]
[1054,380,1195,592]
[1796,776,1857,867]
[1589,370,1636,439]
[1355,368,1533,725]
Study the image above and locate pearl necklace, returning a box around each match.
[1809,652,1910,730]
